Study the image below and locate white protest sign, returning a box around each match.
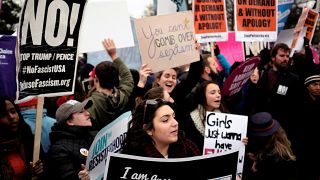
[86,111,131,180]
[134,11,199,73]
[78,0,134,53]
[204,112,248,176]
[275,27,307,56]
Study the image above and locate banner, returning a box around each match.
[17,0,86,99]
[134,11,199,73]
[222,56,260,97]
[235,0,277,42]
[104,150,239,180]
[203,112,248,176]
[0,35,17,99]
[194,0,228,42]
[86,111,131,180]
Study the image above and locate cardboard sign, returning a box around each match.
[104,150,239,180]
[194,0,228,42]
[235,0,277,41]
[204,112,248,176]
[222,56,260,97]
[86,111,131,180]
[17,0,86,99]
[134,11,199,73]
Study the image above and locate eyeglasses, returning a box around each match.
[143,98,164,123]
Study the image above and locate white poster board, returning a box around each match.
[203,112,248,177]
[78,0,134,53]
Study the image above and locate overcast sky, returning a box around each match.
[127,0,153,18]
[14,0,153,18]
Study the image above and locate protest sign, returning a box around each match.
[87,17,141,70]
[291,7,308,51]
[235,0,277,42]
[304,8,319,41]
[311,46,319,64]
[17,0,86,99]
[194,0,228,42]
[78,0,134,53]
[104,150,239,180]
[216,32,244,65]
[222,56,260,97]
[0,35,17,99]
[203,112,248,176]
[275,27,306,55]
[243,41,270,59]
[277,0,293,32]
[86,111,131,180]
[134,11,199,73]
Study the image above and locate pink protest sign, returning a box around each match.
[311,46,319,64]
[216,32,244,66]
[222,56,260,97]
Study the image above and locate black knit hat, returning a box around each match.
[304,69,320,86]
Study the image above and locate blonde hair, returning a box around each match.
[257,127,296,161]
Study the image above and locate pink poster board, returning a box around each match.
[216,32,244,66]
[222,56,260,97]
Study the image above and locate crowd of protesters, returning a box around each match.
[1,37,320,180]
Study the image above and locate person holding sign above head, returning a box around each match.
[87,38,134,131]
[242,112,297,180]
[0,96,43,180]
[45,99,96,180]
[121,99,200,158]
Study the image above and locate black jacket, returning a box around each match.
[45,124,96,180]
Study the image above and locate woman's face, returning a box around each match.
[0,100,20,134]
[205,83,221,111]
[157,69,177,93]
[146,105,178,148]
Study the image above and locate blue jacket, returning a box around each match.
[21,109,56,153]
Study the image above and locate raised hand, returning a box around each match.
[102,38,118,60]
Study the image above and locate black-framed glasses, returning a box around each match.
[143,98,165,123]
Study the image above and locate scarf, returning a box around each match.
[190,105,221,135]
